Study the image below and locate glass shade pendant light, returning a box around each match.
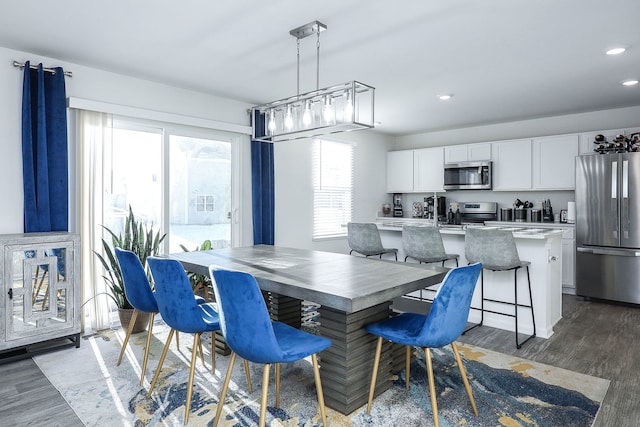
[251,21,375,143]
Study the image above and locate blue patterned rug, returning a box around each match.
[33,323,608,426]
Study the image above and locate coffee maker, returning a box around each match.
[393,193,403,217]
[424,196,447,221]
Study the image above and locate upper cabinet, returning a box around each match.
[492,139,532,191]
[532,134,579,190]
[414,147,444,192]
[444,142,491,163]
[386,150,414,193]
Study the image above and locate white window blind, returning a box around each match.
[313,140,353,239]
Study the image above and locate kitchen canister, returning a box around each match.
[500,208,513,221]
[530,209,542,222]
[412,202,423,218]
[514,208,527,222]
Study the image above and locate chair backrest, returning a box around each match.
[115,248,158,313]
[465,228,521,269]
[418,263,482,348]
[347,222,384,254]
[147,257,210,333]
[402,225,447,260]
[209,266,284,364]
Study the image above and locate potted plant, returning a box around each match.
[179,239,213,300]
[94,206,166,333]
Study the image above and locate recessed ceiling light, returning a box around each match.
[438,94,452,101]
[606,47,626,55]
[622,79,639,86]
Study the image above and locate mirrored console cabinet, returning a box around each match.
[0,232,80,363]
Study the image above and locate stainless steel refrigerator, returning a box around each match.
[575,153,640,304]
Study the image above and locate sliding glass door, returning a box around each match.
[104,119,233,254]
[168,134,231,252]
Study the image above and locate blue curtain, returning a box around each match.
[22,61,68,232]
[251,110,274,245]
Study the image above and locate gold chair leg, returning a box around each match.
[275,363,281,407]
[367,336,384,414]
[117,309,139,366]
[311,354,328,426]
[176,331,180,348]
[184,333,201,424]
[259,364,271,427]
[405,345,411,390]
[213,352,237,427]
[424,348,439,427]
[148,329,175,396]
[211,331,216,373]
[198,334,205,367]
[244,359,253,393]
[451,342,478,416]
[140,312,156,385]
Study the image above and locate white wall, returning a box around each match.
[0,46,254,243]
[274,129,393,254]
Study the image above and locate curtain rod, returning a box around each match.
[13,60,73,77]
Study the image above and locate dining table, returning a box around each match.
[169,245,447,414]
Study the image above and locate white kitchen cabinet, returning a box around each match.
[492,139,532,191]
[386,150,414,193]
[1,232,81,361]
[413,147,444,192]
[532,134,579,190]
[444,142,491,163]
[444,145,468,163]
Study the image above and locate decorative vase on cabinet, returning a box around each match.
[0,232,81,363]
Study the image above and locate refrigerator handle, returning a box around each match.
[622,160,629,239]
[612,161,618,238]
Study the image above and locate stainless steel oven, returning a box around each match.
[444,161,492,190]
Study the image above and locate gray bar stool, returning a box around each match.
[347,222,398,261]
[464,228,536,349]
[402,225,459,304]
[402,225,459,267]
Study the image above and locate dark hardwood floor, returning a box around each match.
[458,295,640,427]
[0,295,637,426]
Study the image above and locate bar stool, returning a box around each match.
[347,222,398,261]
[402,225,459,267]
[464,228,536,349]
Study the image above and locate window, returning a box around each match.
[195,195,215,212]
[313,139,353,239]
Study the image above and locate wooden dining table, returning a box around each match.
[169,245,447,414]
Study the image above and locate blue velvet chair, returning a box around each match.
[114,248,162,386]
[209,266,332,427]
[147,257,253,425]
[365,263,482,427]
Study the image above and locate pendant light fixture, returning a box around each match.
[251,21,375,143]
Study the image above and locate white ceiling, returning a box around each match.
[1,0,639,136]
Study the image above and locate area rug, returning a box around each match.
[33,322,609,426]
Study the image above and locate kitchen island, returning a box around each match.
[376,219,563,339]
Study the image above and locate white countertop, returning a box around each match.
[375,218,563,239]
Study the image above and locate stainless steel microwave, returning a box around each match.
[443,161,492,190]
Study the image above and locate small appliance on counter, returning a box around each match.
[393,193,403,217]
[541,199,554,222]
[423,196,446,221]
[457,202,498,223]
